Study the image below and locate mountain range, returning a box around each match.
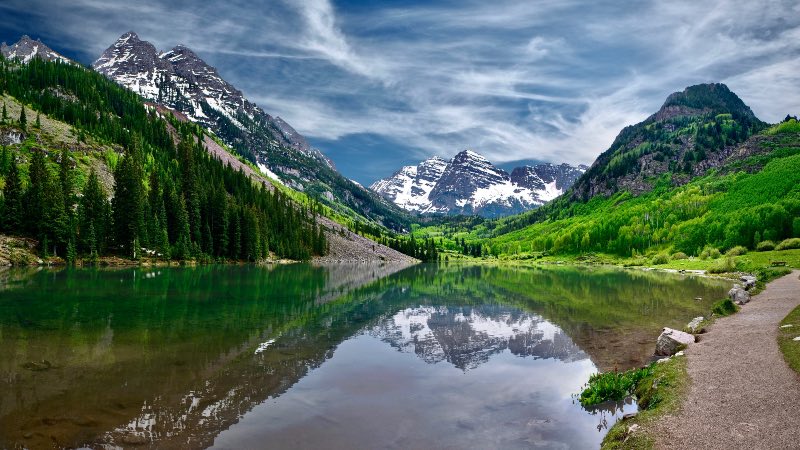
[1,32,586,224]
[4,32,796,266]
[371,150,586,217]
[1,35,72,64]
[91,32,408,230]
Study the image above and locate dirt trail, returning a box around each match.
[652,270,800,449]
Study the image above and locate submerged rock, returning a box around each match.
[655,327,695,356]
[728,285,751,305]
[687,316,705,334]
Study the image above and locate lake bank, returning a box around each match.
[0,232,419,268]
[601,270,800,449]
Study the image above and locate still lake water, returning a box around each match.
[0,264,730,449]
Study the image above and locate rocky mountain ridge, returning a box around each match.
[1,35,72,64]
[92,32,329,166]
[371,150,586,217]
[92,31,409,230]
[570,83,766,201]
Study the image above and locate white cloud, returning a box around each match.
[8,0,800,179]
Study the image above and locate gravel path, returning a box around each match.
[652,270,800,449]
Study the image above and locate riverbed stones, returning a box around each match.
[687,316,705,333]
[728,285,751,305]
[655,327,696,356]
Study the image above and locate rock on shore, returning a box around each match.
[656,327,696,356]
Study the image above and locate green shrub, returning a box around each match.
[651,253,670,265]
[711,298,739,316]
[700,247,722,260]
[776,238,800,251]
[725,245,748,256]
[579,365,654,407]
[671,251,688,260]
[708,257,736,273]
[623,257,649,267]
[756,240,776,251]
[765,118,800,135]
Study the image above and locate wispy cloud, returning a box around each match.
[3,0,799,183]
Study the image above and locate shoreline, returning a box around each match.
[600,269,800,449]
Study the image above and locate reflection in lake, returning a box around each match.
[0,264,730,449]
[373,306,587,370]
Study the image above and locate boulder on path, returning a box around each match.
[687,316,705,334]
[656,327,696,356]
[728,285,751,305]
[740,275,757,291]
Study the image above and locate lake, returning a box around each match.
[0,264,730,449]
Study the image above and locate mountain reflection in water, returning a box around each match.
[0,264,730,449]
[373,306,587,370]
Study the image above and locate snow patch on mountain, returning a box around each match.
[371,150,587,217]
[257,163,283,185]
[1,35,72,64]
[92,32,331,168]
[370,305,586,370]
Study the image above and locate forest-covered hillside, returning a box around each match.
[487,119,800,259]
[0,56,327,262]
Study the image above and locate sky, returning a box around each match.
[2,0,800,185]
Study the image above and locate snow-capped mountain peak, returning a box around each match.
[1,35,72,64]
[371,150,587,217]
[369,156,448,211]
[92,32,330,168]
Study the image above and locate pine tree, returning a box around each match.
[79,169,109,255]
[19,105,26,131]
[25,149,48,238]
[0,145,8,176]
[58,148,73,213]
[1,156,23,232]
[66,239,77,265]
[172,196,191,260]
[42,174,69,256]
[147,171,169,257]
[35,112,41,129]
[178,138,201,244]
[112,137,145,258]
[211,189,229,257]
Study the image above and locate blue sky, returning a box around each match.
[2,0,800,185]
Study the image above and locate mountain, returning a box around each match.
[1,35,72,64]
[571,83,766,201]
[0,36,416,264]
[369,156,449,211]
[93,32,409,230]
[371,150,586,217]
[488,84,800,259]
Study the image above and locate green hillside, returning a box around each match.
[488,122,800,260]
[0,56,327,262]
